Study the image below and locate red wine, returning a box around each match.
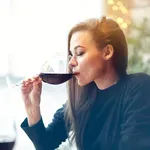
[0,141,15,150]
[39,73,74,85]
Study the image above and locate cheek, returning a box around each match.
[77,69,95,86]
[77,54,105,82]
[81,58,105,78]
[78,63,98,84]
[76,66,103,86]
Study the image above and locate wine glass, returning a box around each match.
[39,60,74,85]
[6,57,74,87]
[0,97,17,150]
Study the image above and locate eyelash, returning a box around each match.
[69,52,84,57]
[77,52,84,56]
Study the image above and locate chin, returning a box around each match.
[77,80,91,86]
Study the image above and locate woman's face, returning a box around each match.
[69,31,107,86]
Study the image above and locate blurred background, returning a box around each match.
[0,0,150,150]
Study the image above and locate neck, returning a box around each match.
[94,68,120,90]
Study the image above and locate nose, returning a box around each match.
[68,55,78,68]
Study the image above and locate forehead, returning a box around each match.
[70,31,94,49]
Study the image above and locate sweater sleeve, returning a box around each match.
[21,106,68,150]
[119,76,150,150]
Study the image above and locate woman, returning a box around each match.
[21,16,150,150]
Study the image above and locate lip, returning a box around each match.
[73,72,80,76]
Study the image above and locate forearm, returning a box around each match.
[21,117,68,150]
[21,118,56,150]
[21,106,68,150]
[26,106,41,127]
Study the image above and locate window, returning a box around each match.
[0,0,103,149]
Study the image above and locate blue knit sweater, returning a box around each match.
[21,73,150,150]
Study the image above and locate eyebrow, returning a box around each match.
[70,45,85,54]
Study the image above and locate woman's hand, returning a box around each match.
[21,75,42,126]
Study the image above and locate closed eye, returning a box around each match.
[77,52,84,56]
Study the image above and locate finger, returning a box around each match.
[22,76,37,83]
[32,79,42,90]
[22,79,33,88]
[31,76,42,85]
[22,81,26,86]
[21,84,33,91]
[32,75,40,80]
[38,77,42,82]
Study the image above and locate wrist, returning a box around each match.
[27,107,41,126]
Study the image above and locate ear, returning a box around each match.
[102,44,114,60]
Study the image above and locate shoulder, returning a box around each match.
[127,72,150,84]
[125,72,150,90]
[122,73,150,108]
[121,72,150,96]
